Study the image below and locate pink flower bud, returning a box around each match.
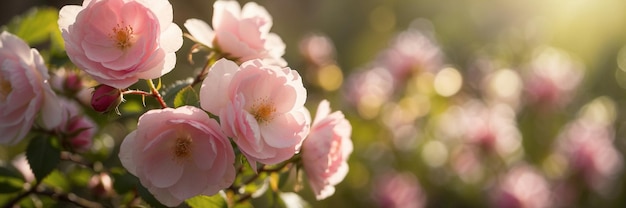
[64,71,83,93]
[91,84,122,113]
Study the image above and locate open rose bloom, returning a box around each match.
[184,0,286,66]
[119,106,236,206]
[302,100,353,200]
[0,31,61,145]
[200,58,309,169]
[58,0,183,89]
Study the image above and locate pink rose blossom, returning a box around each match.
[200,58,309,169]
[301,100,353,200]
[119,106,236,206]
[0,31,62,145]
[58,0,183,89]
[184,0,286,66]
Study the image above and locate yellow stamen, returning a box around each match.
[251,98,276,124]
[109,23,134,50]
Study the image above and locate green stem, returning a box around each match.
[145,79,168,109]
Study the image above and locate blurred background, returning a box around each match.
[4,0,626,207]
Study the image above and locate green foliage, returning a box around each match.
[162,78,195,107]
[174,85,200,108]
[3,7,61,47]
[186,194,228,208]
[43,170,70,192]
[0,167,24,193]
[25,136,61,182]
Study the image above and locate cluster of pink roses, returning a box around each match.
[0,31,97,150]
[55,0,353,206]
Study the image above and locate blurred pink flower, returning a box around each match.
[184,0,286,66]
[523,47,583,109]
[438,100,521,158]
[200,58,309,169]
[58,0,183,89]
[302,100,352,200]
[57,98,97,152]
[11,154,34,183]
[377,29,443,80]
[299,34,336,66]
[344,67,394,118]
[373,171,426,208]
[491,165,552,208]
[0,31,62,145]
[556,119,622,193]
[119,106,236,206]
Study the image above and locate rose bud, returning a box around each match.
[91,84,122,113]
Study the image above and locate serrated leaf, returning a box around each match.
[162,78,194,107]
[174,86,199,108]
[25,136,60,182]
[186,194,228,208]
[0,167,24,193]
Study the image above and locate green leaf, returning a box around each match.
[3,7,61,46]
[42,170,70,192]
[174,85,199,108]
[186,195,228,208]
[162,78,194,107]
[25,136,61,182]
[0,167,24,193]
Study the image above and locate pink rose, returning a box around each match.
[184,0,286,66]
[58,0,183,89]
[119,106,236,206]
[0,31,62,145]
[200,58,309,169]
[301,100,353,200]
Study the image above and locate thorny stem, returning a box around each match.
[123,81,168,108]
[146,79,168,109]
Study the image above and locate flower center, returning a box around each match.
[251,98,276,124]
[0,75,11,102]
[109,23,135,50]
[173,135,193,162]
